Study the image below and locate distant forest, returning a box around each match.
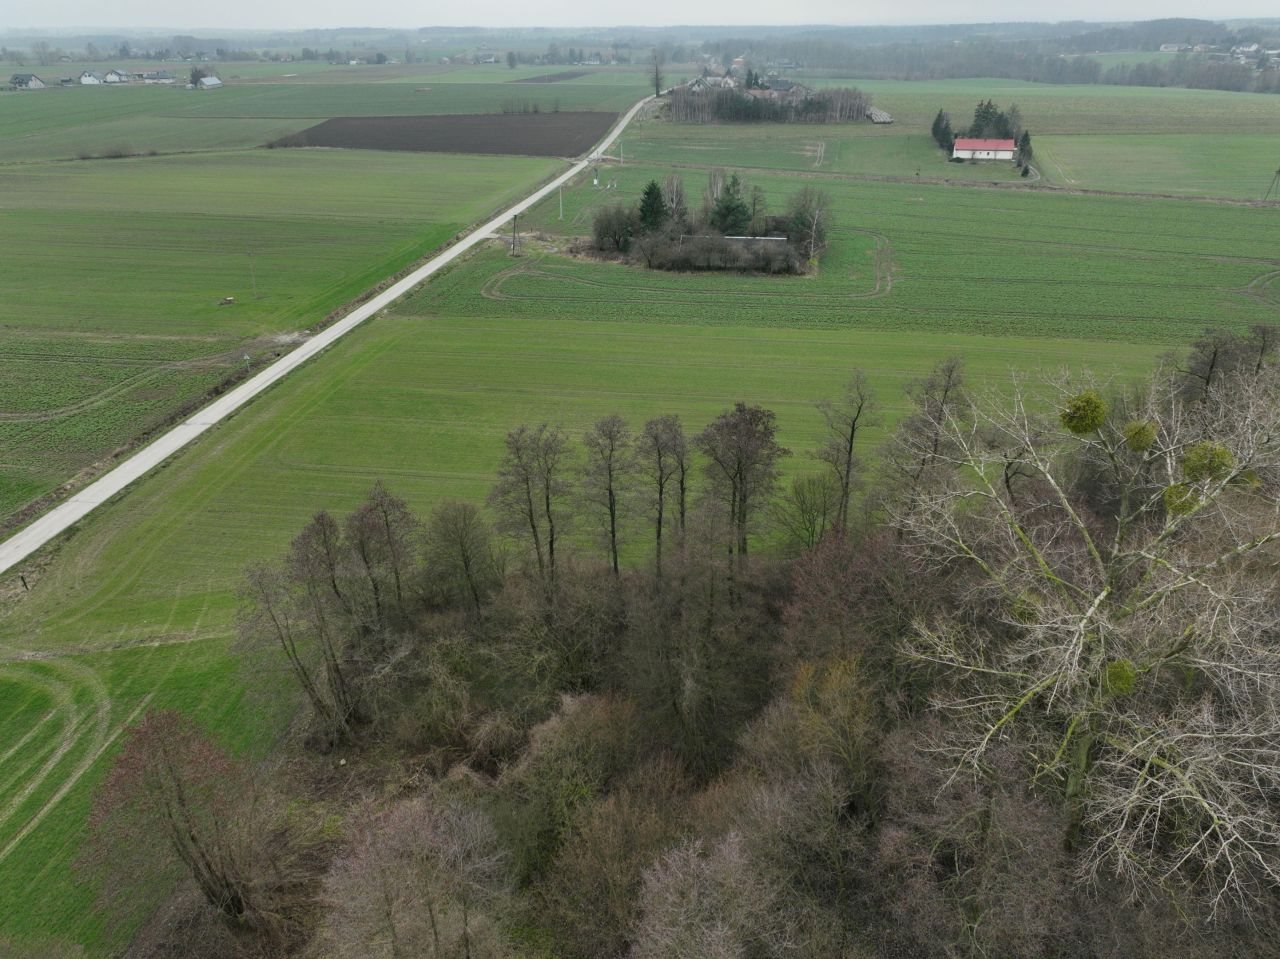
[705,19,1280,94]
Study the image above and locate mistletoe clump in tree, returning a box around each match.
[891,345,1280,914]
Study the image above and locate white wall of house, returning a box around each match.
[952,147,1014,160]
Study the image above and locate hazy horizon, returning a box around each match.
[4,4,1279,35]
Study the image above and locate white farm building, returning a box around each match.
[952,137,1016,160]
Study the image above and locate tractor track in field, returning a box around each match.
[0,661,111,849]
[0,351,245,424]
[1240,269,1280,305]
[0,692,155,867]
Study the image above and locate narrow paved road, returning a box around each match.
[0,95,654,577]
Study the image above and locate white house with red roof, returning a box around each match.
[952,137,1015,160]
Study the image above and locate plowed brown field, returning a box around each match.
[270,111,616,157]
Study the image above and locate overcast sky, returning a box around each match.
[3,0,1274,33]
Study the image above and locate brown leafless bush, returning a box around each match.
[318,793,510,959]
[79,711,323,949]
[541,757,689,958]
[630,832,797,958]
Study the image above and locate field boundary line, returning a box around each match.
[0,95,654,578]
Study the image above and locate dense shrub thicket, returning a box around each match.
[667,85,870,123]
[79,325,1280,959]
[588,171,829,275]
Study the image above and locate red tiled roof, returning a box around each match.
[953,138,1016,150]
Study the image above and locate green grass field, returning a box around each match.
[1075,50,1185,69]
[1036,133,1280,198]
[0,638,283,951]
[620,78,1280,197]
[619,121,1027,181]
[3,72,1280,954]
[0,75,651,162]
[518,158,1280,341]
[843,77,1280,135]
[0,149,561,524]
[0,64,649,530]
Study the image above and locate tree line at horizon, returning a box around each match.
[704,19,1280,95]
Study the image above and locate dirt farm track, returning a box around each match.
[272,111,618,157]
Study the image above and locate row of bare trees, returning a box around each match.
[489,405,789,582]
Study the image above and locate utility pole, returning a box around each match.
[559,184,564,220]
[510,213,519,255]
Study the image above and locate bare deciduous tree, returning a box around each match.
[489,424,572,586]
[582,415,634,576]
[661,174,687,226]
[542,758,687,958]
[425,500,501,616]
[80,711,320,945]
[892,365,1280,914]
[695,403,789,560]
[344,481,421,636]
[238,561,355,745]
[786,186,831,261]
[771,472,841,552]
[878,356,967,511]
[1176,324,1279,402]
[319,794,509,959]
[638,415,688,574]
[632,833,795,958]
[816,371,879,527]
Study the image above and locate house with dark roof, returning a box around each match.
[9,73,45,89]
[79,71,105,85]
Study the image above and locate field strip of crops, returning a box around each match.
[0,94,654,578]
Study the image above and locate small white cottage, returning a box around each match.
[952,138,1016,161]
